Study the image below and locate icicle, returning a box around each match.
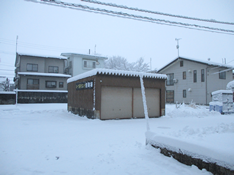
[139,75,150,131]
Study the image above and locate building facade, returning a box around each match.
[14,53,71,103]
[61,53,108,77]
[158,57,234,105]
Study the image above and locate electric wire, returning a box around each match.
[81,0,234,26]
[25,0,234,35]
[0,38,81,53]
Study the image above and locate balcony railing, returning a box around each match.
[27,84,39,90]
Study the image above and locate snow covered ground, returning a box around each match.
[0,103,233,175]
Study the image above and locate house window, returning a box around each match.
[219,71,226,79]
[180,61,183,67]
[59,82,64,88]
[183,90,186,98]
[46,81,56,88]
[83,60,96,69]
[92,62,96,68]
[27,63,38,72]
[201,69,205,82]
[84,61,87,68]
[166,90,174,103]
[48,66,59,73]
[183,71,186,79]
[193,70,197,82]
[27,79,39,89]
[166,73,174,86]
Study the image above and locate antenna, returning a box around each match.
[94,44,96,55]
[175,38,181,57]
[16,35,18,53]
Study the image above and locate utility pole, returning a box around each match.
[175,38,181,57]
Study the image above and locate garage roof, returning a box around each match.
[67,68,167,83]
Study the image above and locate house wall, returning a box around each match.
[20,56,45,72]
[159,59,233,105]
[20,56,65,74]
[161,59,207,104]
[67,55,106,77]
[20,76,68,90]
[44,58,65,74]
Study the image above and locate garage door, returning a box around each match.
[101,87,132,119]
[133,88,160,118]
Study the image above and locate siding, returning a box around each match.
[20,75,68,90]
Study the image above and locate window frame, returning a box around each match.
[59,82,64,88]
[166,90,174,103]
[27,63,38,72]
[180,61,183,67]
[219,71,226,79]
[48,66,59,73]
[166,73,174,86]
[46,81,57,88]
[183,71,186,80]
[193,70,197,83]
[201,69,205,82]
[183,90,186,98]
[83,60,87,68]
[27,78,39,89]
[83,60,96,69]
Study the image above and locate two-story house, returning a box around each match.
[14,52,71,103]
[158,57,234,105]
[61,53,108,77]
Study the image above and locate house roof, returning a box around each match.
[17,52,67,60]
[67,68,167,83]
[61,53,108,60]
[18,72,71,78]
[158,56,234,73]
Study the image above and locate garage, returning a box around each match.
[101,87,132,119]
[67,69,167,120]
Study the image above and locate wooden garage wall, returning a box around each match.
[67,76,95,117]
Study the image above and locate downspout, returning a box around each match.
[206,66,208,105]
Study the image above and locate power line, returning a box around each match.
[0,69,14,71]
[25,0,234,35]
[81,0,234,26]
[0,38,81,53]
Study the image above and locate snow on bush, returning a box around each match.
[165,103,220,118]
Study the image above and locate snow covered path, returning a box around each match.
[0,104,219,175]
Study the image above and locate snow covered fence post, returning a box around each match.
[139,74,150,131]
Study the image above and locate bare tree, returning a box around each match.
[105,56,150,72]
[0,78,10,91]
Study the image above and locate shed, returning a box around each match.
[67,69,167,120]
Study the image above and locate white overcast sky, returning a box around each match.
[0,0,234,81]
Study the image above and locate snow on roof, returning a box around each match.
[61,53,108,60]
[18,72,71,78]
[0,91,16,94]
[158,56,234,72]
[14,89,68,93]
[17,52,67,60]
[67,68,167,83]
[226,80,234,90]
[212,90,233,95]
